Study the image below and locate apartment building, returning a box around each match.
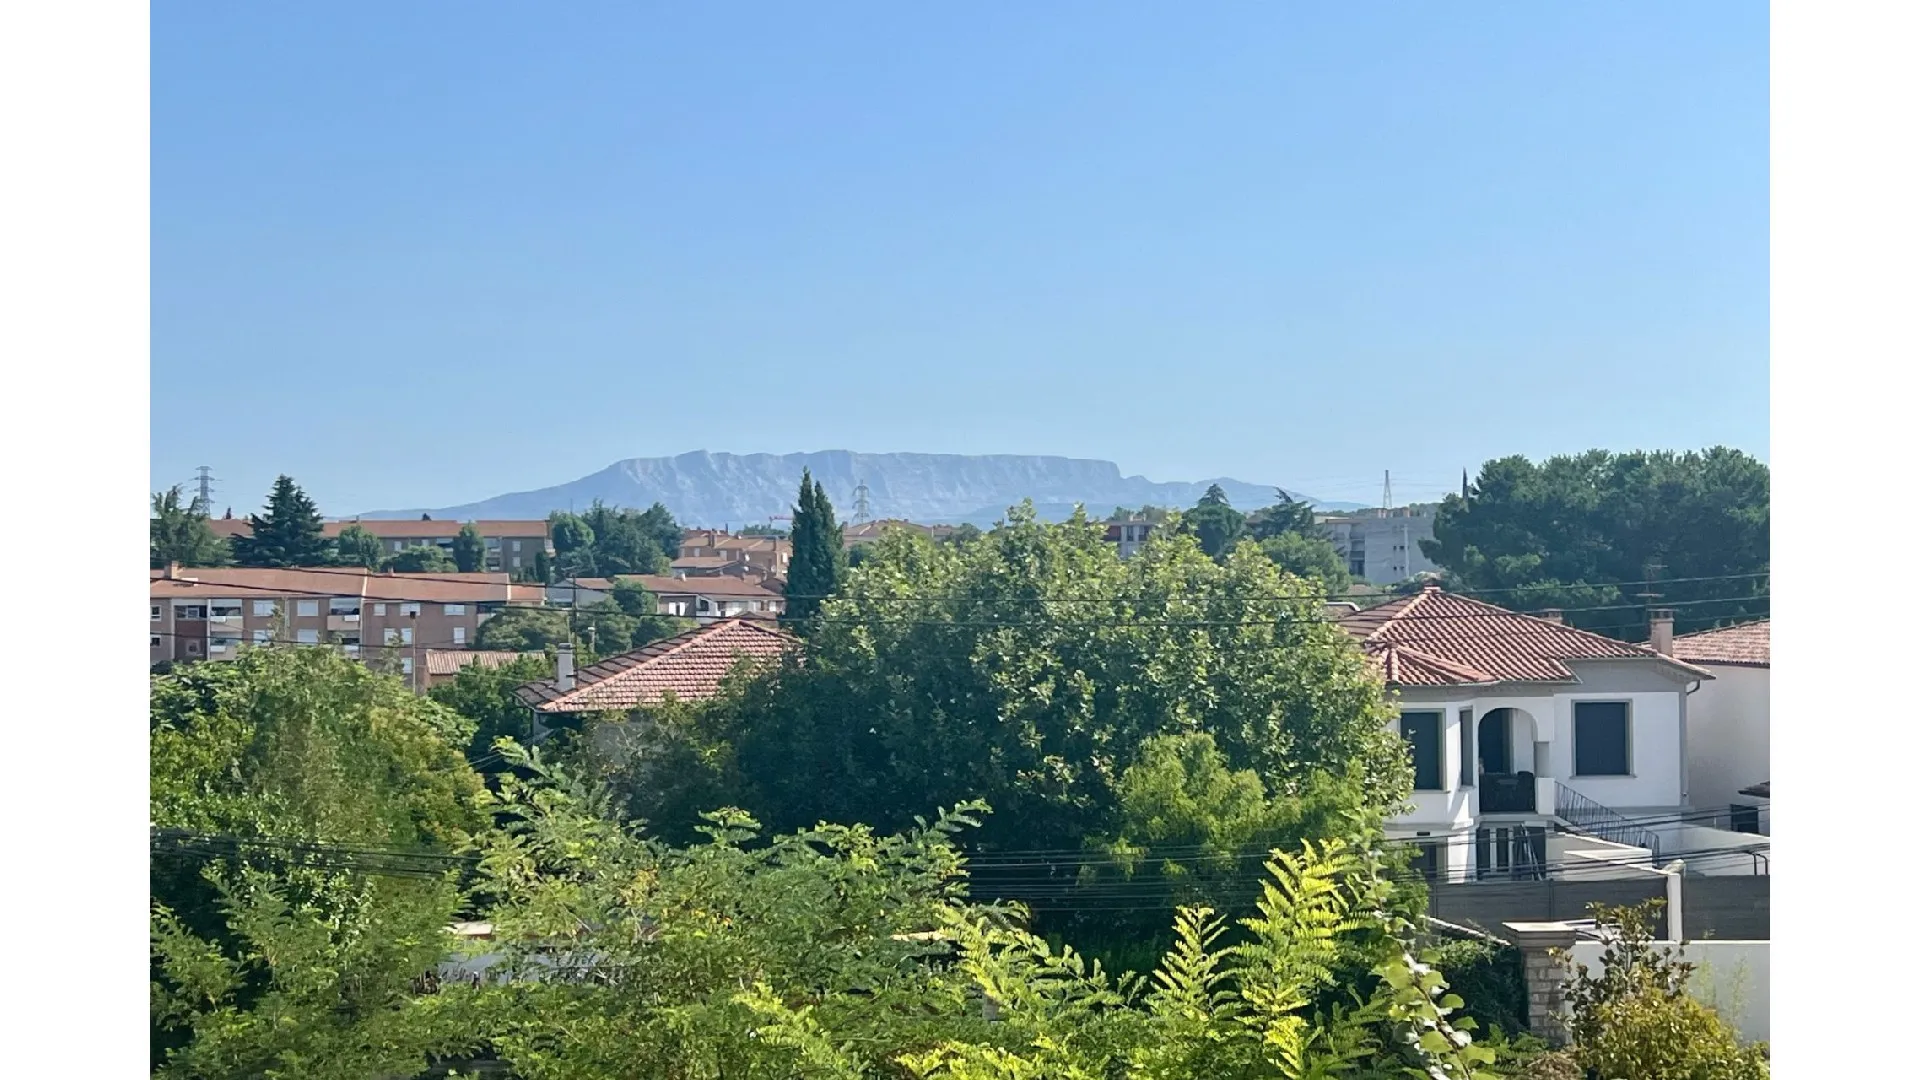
[206,518,552,573]
[1316,506,1439,585]
[675,530,791,581]
[1103,519,1156,559]
[151,565,545,686]
[547,574,785,622]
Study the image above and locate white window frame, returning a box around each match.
[252,629,272,645]
[373,603,387,616]
[401,656,414,675]
[400,603,421,616]
[400,627,414,645]
[452,626,466,645]
[443,603,466,616]
[512,540,523,552]
[252,600,276,616]
[296,600,320,618]
[151,605,161,621]
[384,628,401,646]
[150,635,161,648]
[1572,700,1635,778]
[295,629,320,645]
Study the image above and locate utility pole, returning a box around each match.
[408,609,420,694]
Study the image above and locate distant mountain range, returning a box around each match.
[359,451,1364,528]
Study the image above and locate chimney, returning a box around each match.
[164,561,182,580]
[1649,609,1674,655]
[1537,608,1563,625]
[555,643,576,692]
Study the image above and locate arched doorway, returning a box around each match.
[1475,707,1541,813]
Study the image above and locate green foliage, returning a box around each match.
[1244,489,1317,541]
[387,544,459,573]
[1260,531,1351,595]
[475,606,575,652]
[231,475,329,568]
[652,505,1409,865]
[1430,936,1528,1039]
[575,590,693,656]
[546,503,680,579]
[547,511,595,576]
[1564,902,1767,1080]
[1181,484,1246,560]
[152,486,232,568]
[1426,449,1769,638]
[427,651,556,767]
[943,522,986,545]
[784,469,846,629]
[150,648,490,1077]
[452,523,487,572]
[330,523,386,569]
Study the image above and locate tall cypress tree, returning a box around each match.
[232,475,329,568]
[783,470,845,631]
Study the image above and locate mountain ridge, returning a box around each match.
[360,451,1364,528]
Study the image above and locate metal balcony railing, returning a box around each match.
[1554,781,1661,863]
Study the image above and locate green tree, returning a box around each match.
[150,648,489,1078]
[1182,485,1246,560]
[1425,448,1770,637]
[782,469,845,630]
[548,511,595,578]
[428,651,555,768]
[583,501,671,576]
[1244,489,1317,541]
[668,505,1407,864]
[385,544,458,573]
[152,486,231,568]
[475,606,576,652]
[230,475,329,568]
[1259,530,1352,594]
[450,751,1491,1080]
[330,523,385,569]
[451,522,487,572]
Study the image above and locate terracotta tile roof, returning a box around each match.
[1671,619,1769,667]
[671,555,742,570]
[1337,586,1708,686]
[150,567,538,604]
[205,519,549,541]
[515,619,797,713]
[425,649,539,676]
[628,575,782,599]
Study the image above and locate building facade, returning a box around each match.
[1317,506,1439,585]
[207,518,552,573]
[151,565,545,688]
[547,574,785,622]
[1341,589,1712,882]
[1666,619,1770,834]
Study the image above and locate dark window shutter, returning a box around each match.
[1400,711,1444,791]
[1573,701,1631,776]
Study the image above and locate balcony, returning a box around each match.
[1478,772,1547,815]
[327,614,361,632]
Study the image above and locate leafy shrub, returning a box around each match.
[1565,902,1768,1080]
[1432,935,1528,1037]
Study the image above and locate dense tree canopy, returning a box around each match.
[1181,484,1246,559]
[149,649,489,1077]
[427,651,556,769]
[151,486,231,569]
[546,503,681,579]
[386,544,458,573]
[1424,448,1770,636]
[644,505,1408,865]
[330,523,385,569]
[230,475,328,568]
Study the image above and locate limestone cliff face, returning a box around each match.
[362,450,1350,527]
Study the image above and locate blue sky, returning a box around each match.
[152,3,1767,515]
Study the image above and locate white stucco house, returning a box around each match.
[1667,619,1769,835]
[1340,588,1716,882]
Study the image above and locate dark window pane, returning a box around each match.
[1401,711,1443,791]
[1459,708,1475,786]
[1574,701,1631,776]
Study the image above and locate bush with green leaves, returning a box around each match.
[1563,902,1768,1080]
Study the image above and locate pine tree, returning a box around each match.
[231,476,328,568]
[783,470,845,631]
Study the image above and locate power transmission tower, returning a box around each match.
[852,479,872,524]
[1380,470,1393,516]
[192,466,216,517]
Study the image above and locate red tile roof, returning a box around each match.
[207,519,547,541]
[425,649,540,676]
[150,567,539,605]
[1338,586,1706,686]
[515,619,796,713]
[1670,619,1769,668]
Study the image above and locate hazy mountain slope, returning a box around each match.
[361,451,1359,527]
